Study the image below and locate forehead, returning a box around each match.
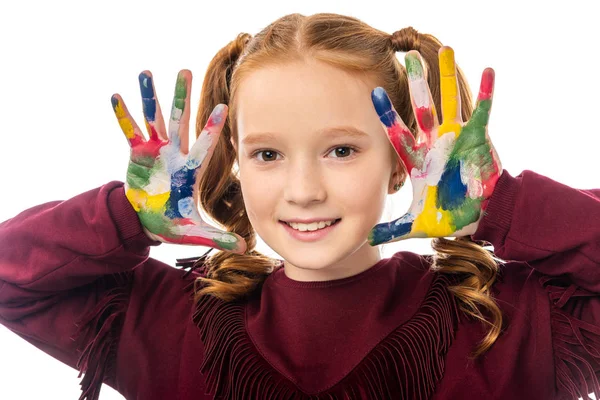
[235,59,381,140]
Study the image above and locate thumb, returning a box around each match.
[368,212,416,246]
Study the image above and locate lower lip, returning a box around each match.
[279,219,341,242]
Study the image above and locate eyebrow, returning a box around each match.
[241,125,371,146]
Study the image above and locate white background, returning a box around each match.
[1,0,598,398]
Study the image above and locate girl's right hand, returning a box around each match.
[111,69,247,254]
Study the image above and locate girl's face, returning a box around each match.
[234,59,401,281]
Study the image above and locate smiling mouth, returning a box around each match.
[281,219,341,232]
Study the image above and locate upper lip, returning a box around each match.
[281,218,340,223]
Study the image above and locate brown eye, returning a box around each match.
[329,146,355,158]
[255,150,279,162]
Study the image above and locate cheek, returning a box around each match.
[238,165,277,225]
[329,163,389,216]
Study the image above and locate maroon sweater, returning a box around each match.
[0,170,598,400]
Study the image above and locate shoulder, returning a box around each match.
[386,250,435,280]
[381,251,441,301]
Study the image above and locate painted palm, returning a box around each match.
[369,47,502,245]
[111,70,246,253]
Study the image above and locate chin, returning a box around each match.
[279,250,340,271]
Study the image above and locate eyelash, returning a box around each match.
[251,146,359,163]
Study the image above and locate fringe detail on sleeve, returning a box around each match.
[175,248,213,279]
[540,275,600,400]
[193,273,459,399]
[70,272,133,400]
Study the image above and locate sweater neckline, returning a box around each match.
[270,256,391,289]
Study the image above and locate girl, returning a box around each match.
[1,12,599,400]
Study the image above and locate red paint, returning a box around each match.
[279,220,340,242]
[128,135,145,147]
[478,68,495,101]
[155,232,220,247]
[416,106,434,133]
[387,123,416,171]
[131,136,164,160]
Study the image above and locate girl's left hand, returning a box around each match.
[368,46,502,246]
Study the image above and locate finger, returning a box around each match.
[167,223,247,254]
[368,212,416,246]
[187,104,228,173]
[465,68,495,132]
[168,70,192,154]
[460,68,500,197]
[438,46,463,137]
[139,71,168,142]
[405,51,439,148]
[372,87,426,172]
[111,94,146,147]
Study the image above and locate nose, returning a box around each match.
[282,158,327,206]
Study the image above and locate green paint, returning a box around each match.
[450,197,482,230]
[468,99,492,129]
[127,163,152,188]
[213,233,240,250]
[173,76,187,112]
[138,210,170,236]
[131,154,157,168]
[447,99,494,179]
[126,157,164,189]
[405,53,424,80]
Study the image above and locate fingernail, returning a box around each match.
[439,48,455,77]
[174,76,187,112]
[405,53,423,80]
[139,73,156,122]
[139,73,154,97]
[371,87,395,128]
[210,104,227,125]
[478,69,494,101]
[111,95,121,113]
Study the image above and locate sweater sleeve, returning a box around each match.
[0,181,164,399]
[472,170,600,399]
[472,169,600,291]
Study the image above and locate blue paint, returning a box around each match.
[437,159,467,210]
[165,166,196,219]
[368,219,413,246]
[111,96,119,110]
[371,87,396,128]
[139,73,156,122]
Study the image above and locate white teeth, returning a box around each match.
[287,220,336,232]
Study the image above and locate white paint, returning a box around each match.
[422,131,456,186]
[408,76,430,109]
[460,160,484,199]
[177,196,196,217]
[187,129,213,169]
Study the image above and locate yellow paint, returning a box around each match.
[125,187,170,212]
[411,185,455,237]
[438,47,462,138]
[113,99,136,139]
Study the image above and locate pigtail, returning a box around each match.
[193,33,279,302]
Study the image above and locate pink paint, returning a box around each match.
[478,68,495,101]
